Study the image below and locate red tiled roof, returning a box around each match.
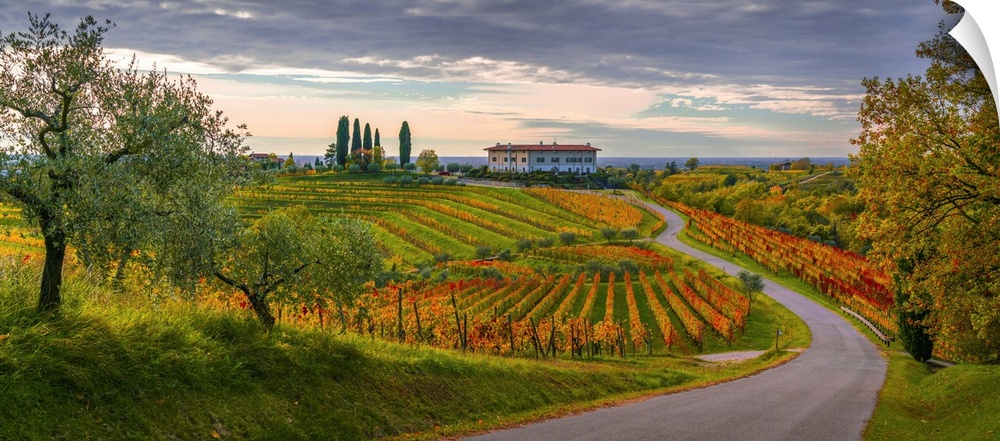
[484,143,600,152]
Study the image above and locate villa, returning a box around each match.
[485,142,600,174]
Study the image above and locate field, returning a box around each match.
[0,172,810,439]
[232,173,665,268]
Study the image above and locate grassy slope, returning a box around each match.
[665,206,1000,440]
[0,283,798,440]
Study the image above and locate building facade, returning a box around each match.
[484,142,600,174]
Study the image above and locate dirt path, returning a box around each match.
[467,202,886,441]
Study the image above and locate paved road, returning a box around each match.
[467,204,887,441]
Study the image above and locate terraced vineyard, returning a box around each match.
[233,174,665,267]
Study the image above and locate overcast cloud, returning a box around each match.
[0,1,951,157]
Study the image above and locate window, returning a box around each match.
[503,157,508,162]
[491,157,497,163]
[551,157,559,163]
[521,157,526,162]
[584,157,593,163]
[537,157,545,163]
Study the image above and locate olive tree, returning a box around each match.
[212,206,383,328]
[0,14,251,311]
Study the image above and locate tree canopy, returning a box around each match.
[0,14,251,311]
[850,2,1000,362]
[415,149,439,175]
[398,121,412,164]
[213,206,383,328]
[335,116,349,166]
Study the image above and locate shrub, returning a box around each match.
[434,252,452,263]
[497,249,512,261]
[537,237,554,248]
[398,175,413,186]
[417,177,430,185]
[383,176,397,184]
[516,238,532,252]
[431,176,444,185]
[444,178,457,186]
[367,163,381,173]
[348,164,361,174]
[475,246,492,260]
[559,231,576,246]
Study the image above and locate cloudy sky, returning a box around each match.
[1,1,951,157]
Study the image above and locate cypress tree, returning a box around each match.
[363,123,373,150]
[351,118,362,155]
[336,115,350,166]
[374,128,381,147]
[398,121,412,165]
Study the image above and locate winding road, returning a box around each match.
[467,203,887,441]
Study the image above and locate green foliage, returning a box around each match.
[417,176,430,185]
[351,118,362,155]
[416,149,440,175]
[0,14,252,311]
[476,246,493,260]
[559,231,576,246]
[398,175,413,186]
[212,206,382,328]
[398,121,412,164]
[620,228,638,244]
[431,176,444,185]
[383,175,397,184]
[367,163,381,173]
[538,237,555,248]
[516,238,533,252]
[403,162,417,172]
[601,228,618,243]
[685,157,700,171]
[737,270,765,302]
[336,116,350,166]
[363,122,373,150]
[348,164,361,174]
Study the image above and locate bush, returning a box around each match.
[417,177,430,185]
[559,231,576,246]
[398,175,413,186]
[403,163,417,172]
[384,163,399,171]
[444,178,457,186]
[367,163,381,173]
[476,246,492,260]
[348,164,361,174]
[537,237,554,248]
[497,249,512,261]
[329,164,344,172]
[419,267,433,279]
[383,176,397,184]
[431,176,444,185]
[434,252,452,263]
[516,238,532,252]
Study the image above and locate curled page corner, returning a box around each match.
[948,0,999,123]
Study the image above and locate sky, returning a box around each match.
[0,1,953,158]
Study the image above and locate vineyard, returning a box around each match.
[232,174,664,267]
[666,200,896,336]
[226,244,764,357]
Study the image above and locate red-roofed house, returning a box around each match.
[484,141,600,174]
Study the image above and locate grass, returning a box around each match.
[0,267,802,440]
[864,353,999,440]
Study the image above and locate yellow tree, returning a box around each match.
[415,149,440,175]
[850,1,1000,362]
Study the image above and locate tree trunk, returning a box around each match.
[38,228,68,313]
[248,292,276,329]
